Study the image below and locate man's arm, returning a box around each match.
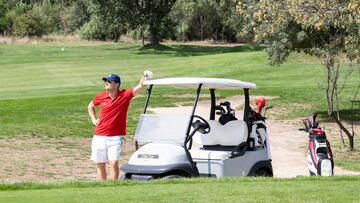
[88,101,100,126]
[133,75,148,96]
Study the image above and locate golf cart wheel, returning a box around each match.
[119,174,130,180]
[161,175,182,179]
[254,169,272,177]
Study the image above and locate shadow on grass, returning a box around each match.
[317,109,360,122]
[137,43,265,57]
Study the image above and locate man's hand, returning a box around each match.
[92,118,100,126]
[133,71,153,96]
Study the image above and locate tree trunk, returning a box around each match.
[200,15,204,41]
[334,65,346,147]
[140,27,145,46]
[149,23,160,46]
[324,54,335,116]
[150,35,160,46]
[332,114,354,150]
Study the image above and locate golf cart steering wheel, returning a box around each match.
[187,115,211,150]
[192,115,211,134]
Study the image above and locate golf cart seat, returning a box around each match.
[193,120,248,149]
[191,120,248,160]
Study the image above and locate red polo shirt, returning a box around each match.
[92,89,133,136]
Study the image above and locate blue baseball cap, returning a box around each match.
[102,74,121,83]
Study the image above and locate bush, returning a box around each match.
[60,0,90,34]
[13,9,46,37]
[79,18,108,40]
[36,0,62,34]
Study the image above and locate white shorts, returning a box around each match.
[90,135,123,163]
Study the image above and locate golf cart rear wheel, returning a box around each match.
[254,169,272,177]
[161,175,182,179]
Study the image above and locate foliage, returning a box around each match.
[35,0,62,34]
[80,0,125,42]
[79,17,109,41]
[168,0,241,42]
[236,0,360,150]
[167,0,195,41]
[0,0,6,35]
[13,8,46,37]
[63,0,90,33]
[236,0,360,64]
[121,0,177,45]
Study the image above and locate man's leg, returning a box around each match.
[97,163,107,180]
[108,136,122,180]
[109,160,119,180]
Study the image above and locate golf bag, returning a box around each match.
[215,101,237,125]
[304,114,334,176]
[303,112,319,132]
[248,97,272,160]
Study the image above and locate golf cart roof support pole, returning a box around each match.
[185,83,203,145]
[135,84,153,150]
[210,89,216,120]
[143,85,153,114]
[244,88,250,122]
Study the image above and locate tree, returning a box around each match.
[0,0,6,35]
[60,0,90,33]
[168,0,241,42]
[80,0,125,42]
[13,8,46,37]
[122,0,177,46]
[236,0,360,150]
[168,0,195,42]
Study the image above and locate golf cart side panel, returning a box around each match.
[193,149,270,177]
[121,163,197,176]
[128,143,188,166]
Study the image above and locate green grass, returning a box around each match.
[2,42,358,137]
[330,139,360,171]
[0,177,359,202]
[0,42,359,172]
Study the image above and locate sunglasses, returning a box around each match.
[105,80,115,84]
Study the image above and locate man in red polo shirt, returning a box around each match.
[88,73,149,180]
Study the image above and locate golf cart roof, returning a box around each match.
[143,77,256,90]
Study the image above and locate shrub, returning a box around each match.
[79,17,107,40]
[13,9,46,37]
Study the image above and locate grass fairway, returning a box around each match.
[1,42,358,138]
[0,42,359,172]
[0,177,359,203]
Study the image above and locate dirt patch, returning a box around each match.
[0,137,135,183]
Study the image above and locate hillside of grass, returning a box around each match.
[1,42,359,171]
[0,177,359,203]
[1,43,358,138]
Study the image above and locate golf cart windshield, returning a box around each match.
[134,114,191,145]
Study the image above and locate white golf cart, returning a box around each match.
[121,77,273,180]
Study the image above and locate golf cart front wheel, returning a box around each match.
[118,174,129,180]
[254,169,272,177]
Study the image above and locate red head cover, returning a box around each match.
[255,96,266,113]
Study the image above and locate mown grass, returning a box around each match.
[1,43,358,137]
[0,177,359,202]
[0,42,359,171]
